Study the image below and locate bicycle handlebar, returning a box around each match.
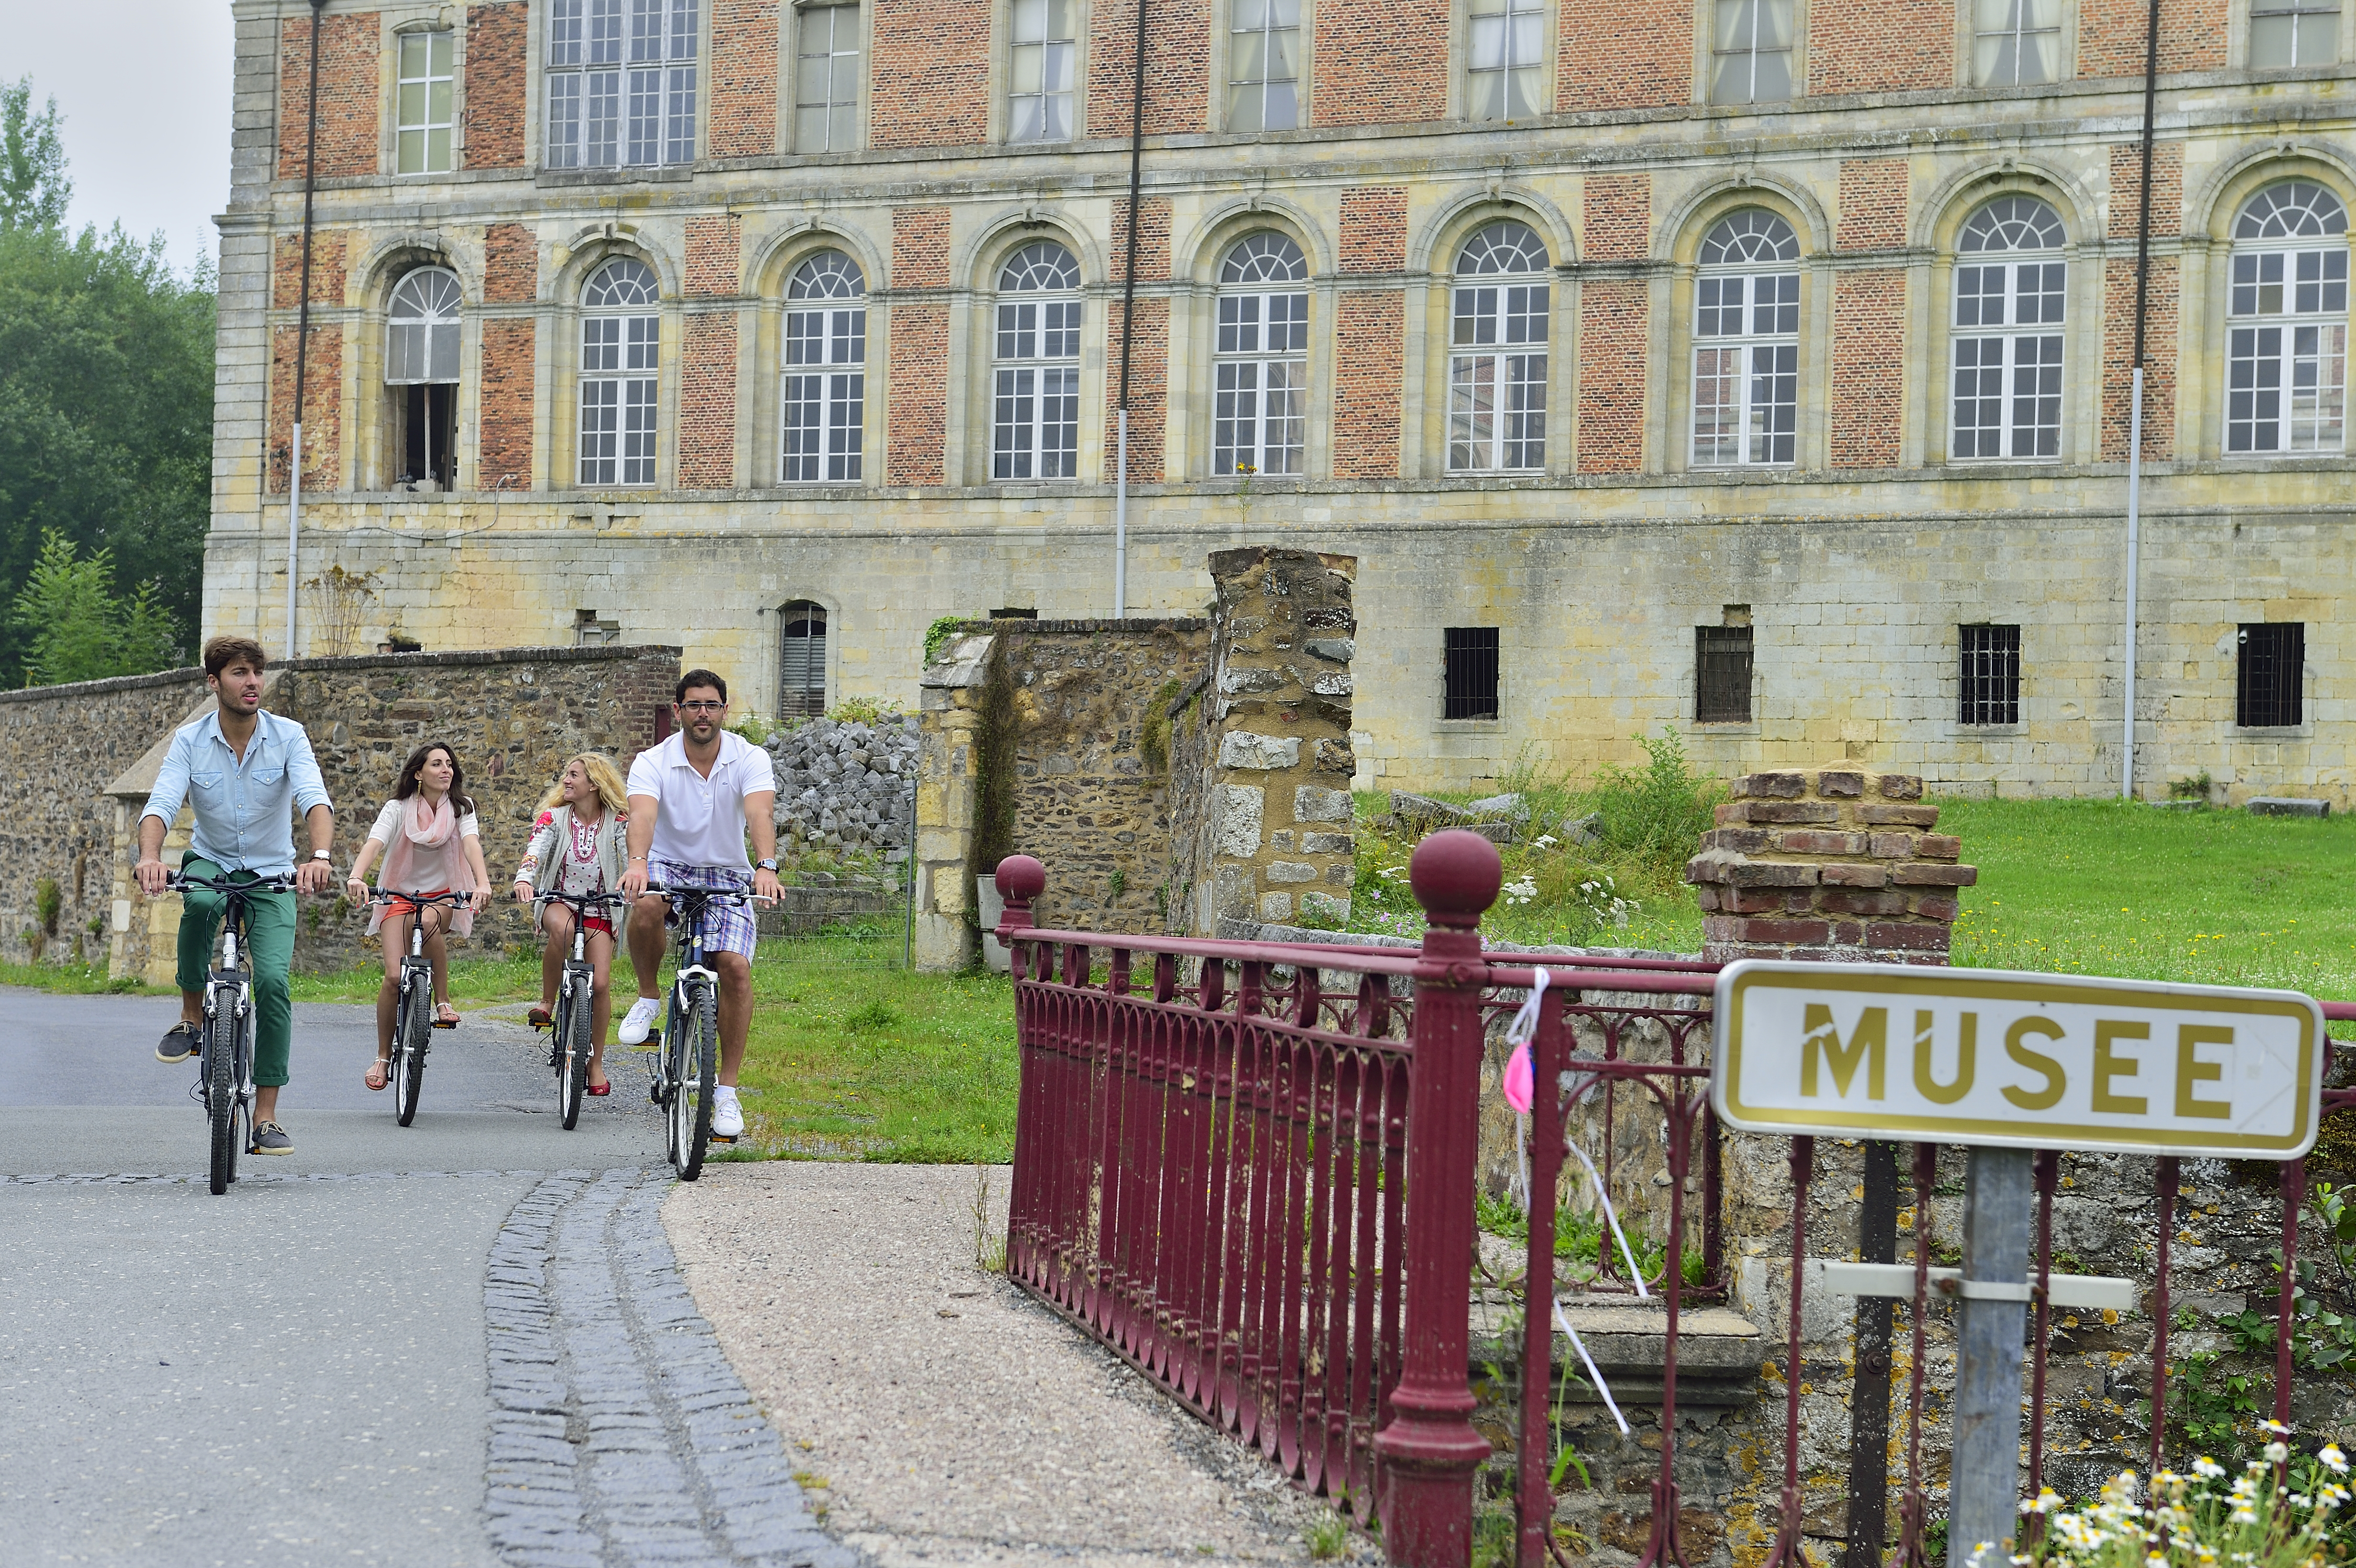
[534,890,626,909]
[168,872,298,895]
[363,888,476,907]
[641,883,774,907]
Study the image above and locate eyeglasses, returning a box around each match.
[678,701,727,714]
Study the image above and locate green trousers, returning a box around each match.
[175,856,297,1088]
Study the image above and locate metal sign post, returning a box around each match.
[1712,961,2325,1566]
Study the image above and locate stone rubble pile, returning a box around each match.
[763,715,919,854]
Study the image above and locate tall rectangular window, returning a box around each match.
[396,30,456,174]
[1468,0,1543,120]
[795,0,862,151]
[2252,0,2340,66]
[1009,0,1076,142]
[547,0,698,169]
[1711,0,1793,104]
[1696,626,1754,723]
[1959,624,2021,725]
[1443,628,1501,720]
[1228,0,1299,132]
[1973,0,2060,86]
[2237,623,2306,727]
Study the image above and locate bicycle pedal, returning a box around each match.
[709,1133,738,1145]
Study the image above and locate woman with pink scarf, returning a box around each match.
[345,742,492,1091]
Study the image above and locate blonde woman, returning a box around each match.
[513,753,630,1093]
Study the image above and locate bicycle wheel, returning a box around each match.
[205,999,236,1196]
[229,998,253,1185]
[394,966,430,1127]
[670,981,717,1181]
[557,970,590,1131]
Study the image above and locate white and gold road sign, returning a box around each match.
[1711,960,2324,1159]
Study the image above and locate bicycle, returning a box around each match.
[640,883,757,1181]
[170,870,296,1196]
[534,890,623,1130]
[365,889,473,1127]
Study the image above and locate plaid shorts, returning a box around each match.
[649,859,758,959]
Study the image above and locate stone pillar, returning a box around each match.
[1684,764,1976,966]
[1190,548,1357,934]
[913,632,994,971]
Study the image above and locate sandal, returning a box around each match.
[433,1002,462,1028]
[527,1004,554,1030]
[364,1056,391,1091]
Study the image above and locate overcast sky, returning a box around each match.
[8,2,238,274]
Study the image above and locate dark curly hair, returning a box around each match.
[392,741,476,815]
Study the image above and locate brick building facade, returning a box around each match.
[208,0,2356,799]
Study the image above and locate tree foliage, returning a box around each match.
[10,530,183,686]
[0,76,213,686]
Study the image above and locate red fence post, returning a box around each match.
[1375,829,1502,1568]
[998,855,1047,1283]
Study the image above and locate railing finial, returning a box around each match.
[996,854,1047,936]
[1408,828,1502,931]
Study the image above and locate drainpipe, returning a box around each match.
[1114,0,1150,619]
[288,0,328,658]
[2121,0,2160,798]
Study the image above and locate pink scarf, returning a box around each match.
[369,793,477,936]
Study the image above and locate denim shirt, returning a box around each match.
[141,710,333,876]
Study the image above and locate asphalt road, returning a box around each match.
[0,987,829,1568]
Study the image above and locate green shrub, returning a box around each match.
[1591,730,1723,871]
[923,615,968,665]
[34,877,61,936]
[825,695,905,726]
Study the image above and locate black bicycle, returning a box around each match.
[642,884,753,1181]
[170,870,296,1196]
[535,890,622,1130]
[366,889,473,1126]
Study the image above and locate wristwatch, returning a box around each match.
[756,858,778,871]
[312,850,332,861]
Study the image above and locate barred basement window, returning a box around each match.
[1442,628,1500,720]
[578,258,660,487]
[2253,0,2340,66]
[782,250,865,482]
[778,601,828,719]
[794,0,862,151]
[2227,182,2349,455]
[395,29,456,174]
[1692,210,1799,468]
[1958,624,2021,725]
[1695,626,1754,723]
[545,0,699,170]
[2237,623,2305,728]
[993,242,1083,479]
[1227,0,1299,131]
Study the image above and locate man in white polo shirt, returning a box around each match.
[618,668,784,1139]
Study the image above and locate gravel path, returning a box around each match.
[662,1164,1374,1568]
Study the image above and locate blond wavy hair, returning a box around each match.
[538,752,630,817]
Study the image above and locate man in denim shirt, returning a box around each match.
[135,636,336,1154]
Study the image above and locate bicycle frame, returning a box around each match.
[169,870,294,1191]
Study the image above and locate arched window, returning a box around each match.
[778,600,827,718]
[387,267,462,490]
[1950,196,2067,460]
[1692,210,1800,467]
[2228,181,2349,455]
[579,258,659,487]
[783,251,866,483]
[992,242,1082,480]
[1214,233,1309,477]
[1449,221,1551,472]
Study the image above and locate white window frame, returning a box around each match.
[1971,0,2062,85]
[1448,222,1550,473]
[1213,233,1309,478]
[793,0,862,152]
[545,0,700,170]
[1227,0,1301,131]
[2227,182,2350,456]
[388,268,463,385]
[782,251,866,482]
[1710,0,1795,105]
[579,259,661,487]
[1691,211,1800,468]
[1948,196,2067,461]
[2251,0,2342,66]
[1467,0,1545,120]
[395,28,456,174]
[1008,0,1077,143]
[992,243,1083,480]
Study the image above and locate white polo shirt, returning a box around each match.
[626,730,778,871]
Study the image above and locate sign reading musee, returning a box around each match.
[1711,961,2323,1159]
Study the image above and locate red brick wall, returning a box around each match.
[484,222,539,304]
[1807,0,1952,94]
[1090,0,1211,135]
[1340,187,1408,272]
[1331,292,1403,477]
[2102,256,2178,460]
[1109,197,1172,283]
[677,314,740,488]
[478,318,536,489]
[1837,159,1910,250]
[279,12,381,180]
[2078,0,2227,75]
[269,324,343,493]
[464,3,528,168]
[887,208,953,484]
[870,0,990,148]
[1558,0,1693,110]
[2109,142,2185,239]
[709,0,780,157]
[1583,173,1651,261]
[1106,298,1168,482]
[1313,0,1447,125]
[1575,282,1647,473]
[1830,270,1906,466]
[686,215,743,296]
[273,230,349,308]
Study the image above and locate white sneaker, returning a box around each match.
[618,996,662,1045]
[711,1085,744,1138]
